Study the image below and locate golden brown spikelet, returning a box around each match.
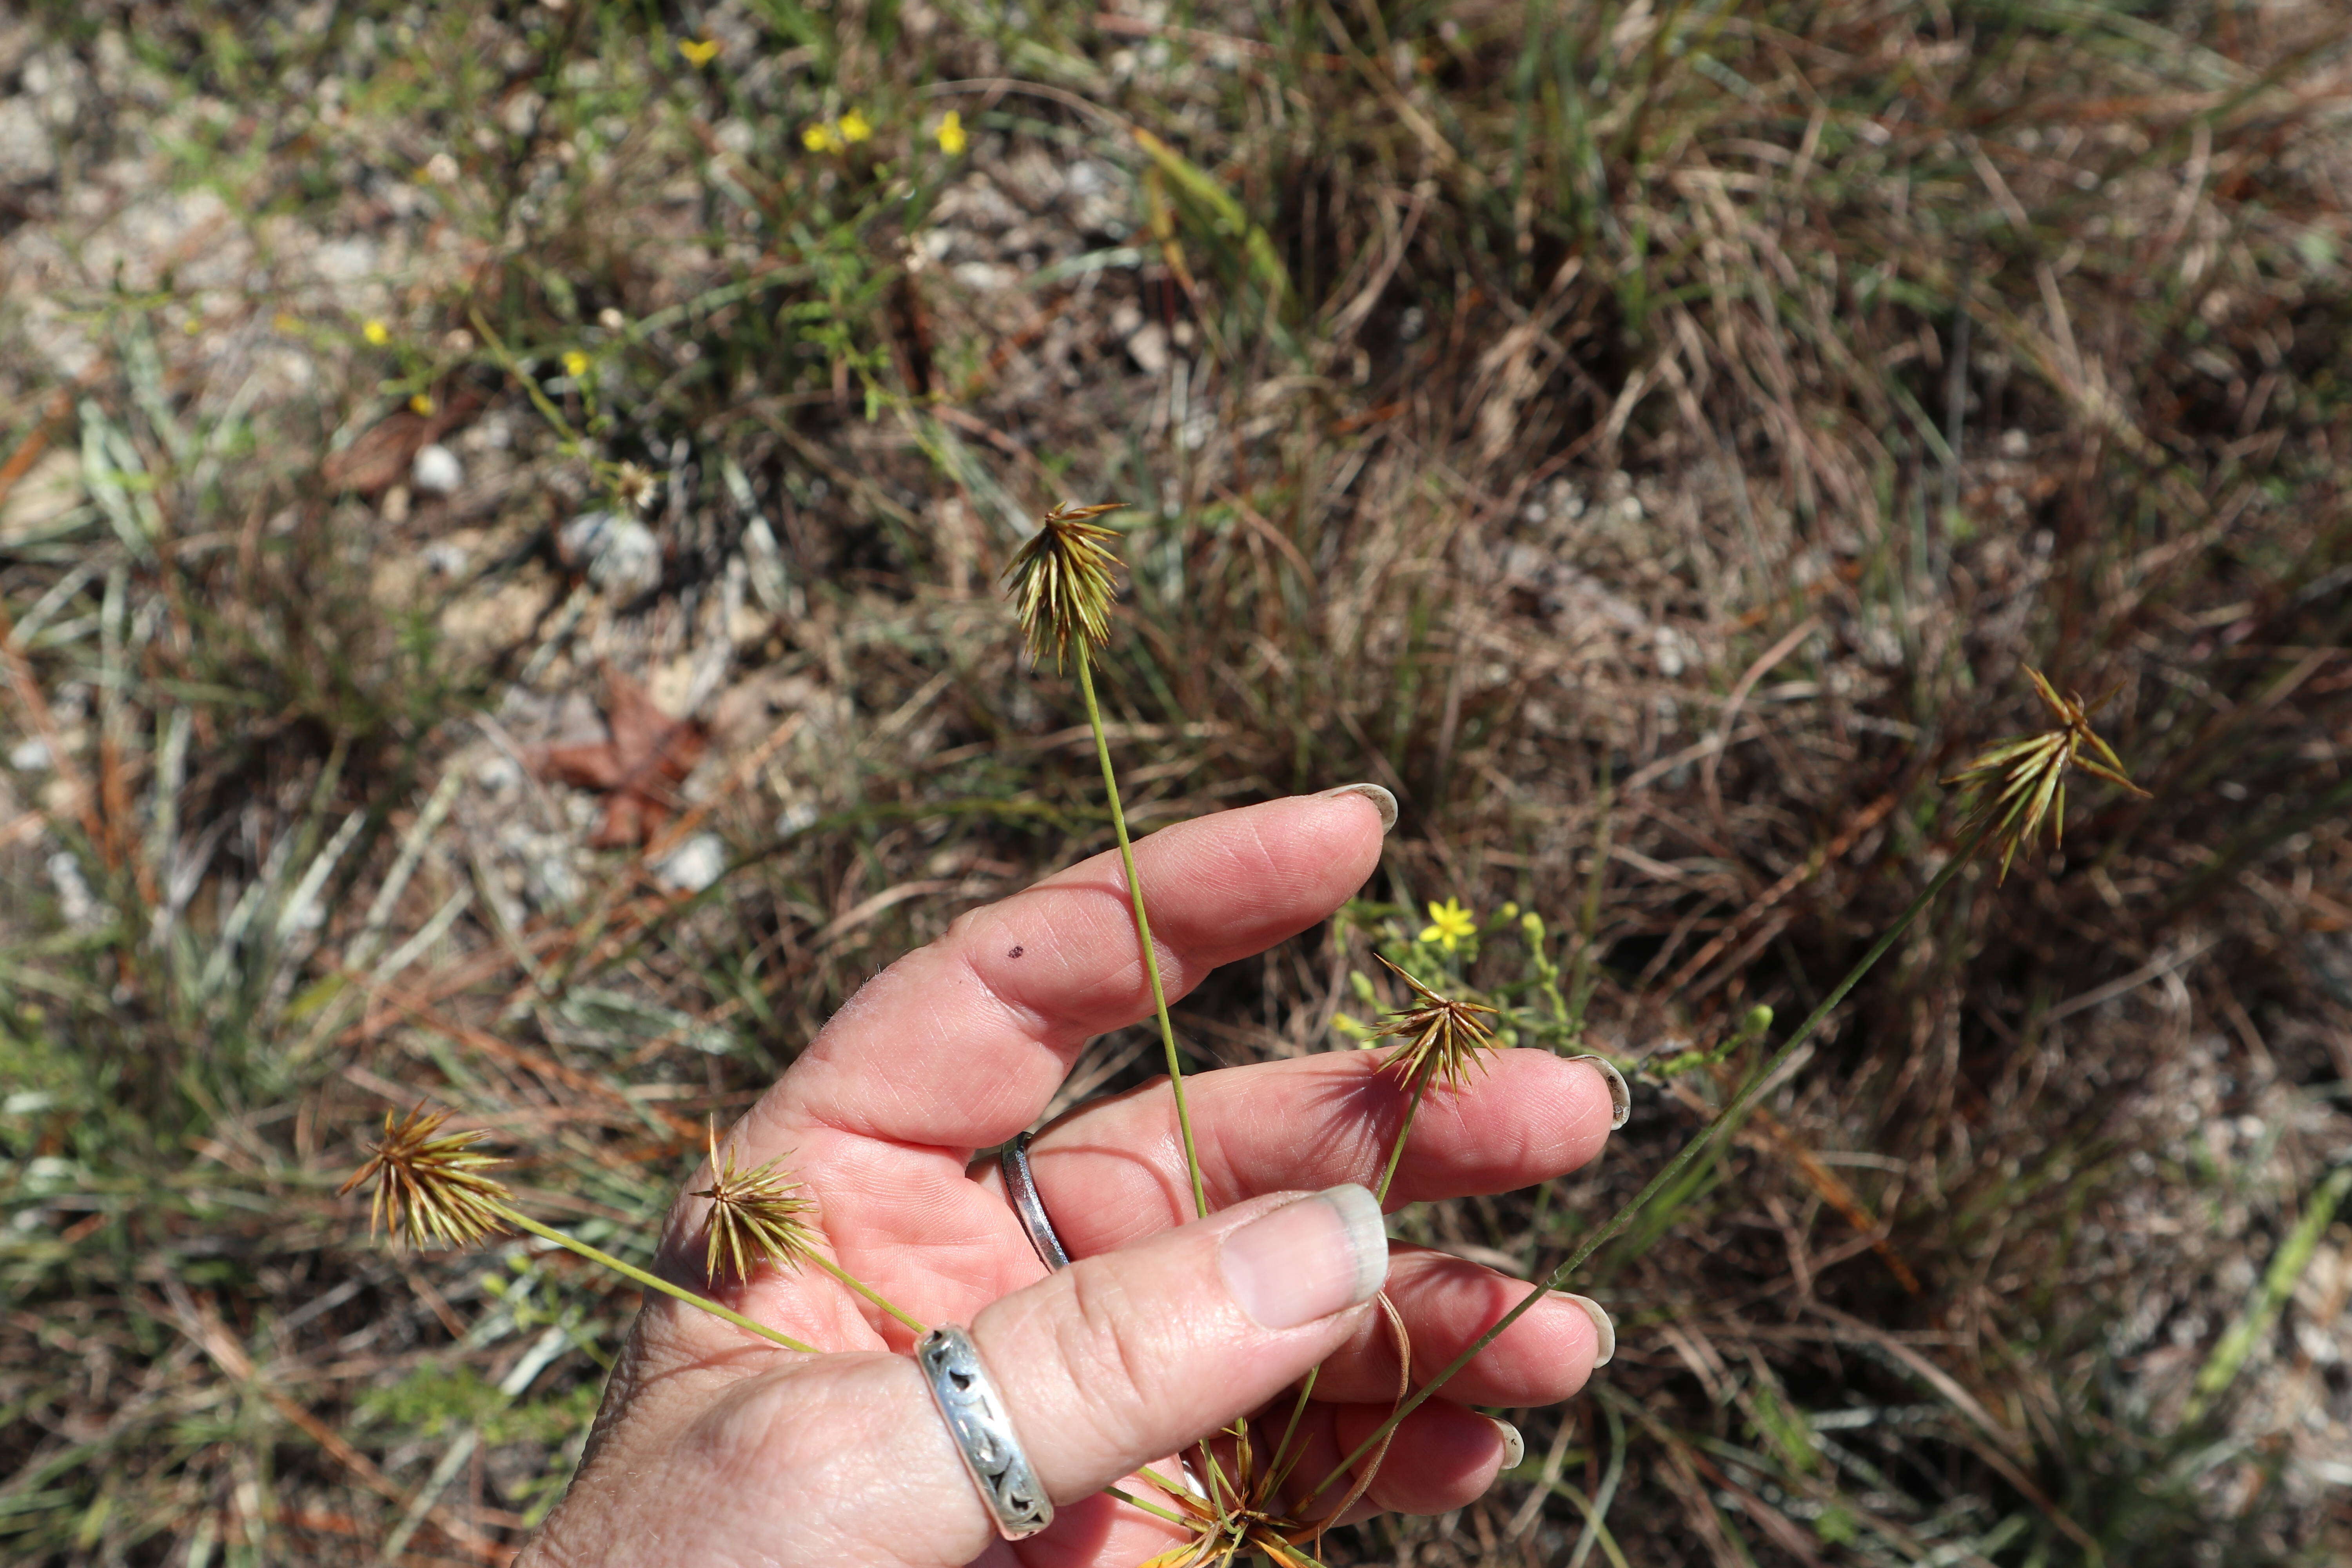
[340,1105,513,1250]
[1002,501,1126,671]
[1369,955,1501,1093]
[1944,668,2151,881]
[691,1125,820,1283]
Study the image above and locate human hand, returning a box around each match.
[519,790,1623,1567]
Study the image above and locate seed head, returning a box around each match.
[1002,502,1126,671]
[1135,1423,1325,1568]
[691,1125,819,1283]
[341,1105,513,1250]
[1944,668,2151,882]
[1370,955,1500,1093]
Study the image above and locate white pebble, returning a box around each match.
[654,833,727,893]
[412,443,463,494]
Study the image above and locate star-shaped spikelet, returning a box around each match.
[1002,502,1125,671]
[1135,1422,1328,1568]
[1943,668,2151,882]
[691,1126,819,1284]
[341,1105,513,1250]
[1370,955,1500,1093]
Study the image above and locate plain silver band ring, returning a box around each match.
[918,1324,1055,1540]
[1000,1131,1073,1271]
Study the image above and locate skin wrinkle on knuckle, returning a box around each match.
[1047,1262,1188,1465]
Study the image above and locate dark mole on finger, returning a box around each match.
[1007,945,1025,958]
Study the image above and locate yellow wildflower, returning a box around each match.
[677,37,720,66]
[1419,897,1476,953]
[409,393,435,416]
[935,109,967,155]
[362,319,390,346]
[802,120,842,153]
[562,349,590,378]
[837,107,872,144]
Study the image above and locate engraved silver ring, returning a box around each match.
[918,1324,1055,1540]
[999,1131,1073,1272]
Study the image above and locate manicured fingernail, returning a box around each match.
[1564,1294,1614,1367]
[1570,1054,1630,1129]
[1488,1417,1524,1471]
[1312,782,1397,833]
[1220,1185,1389,1330]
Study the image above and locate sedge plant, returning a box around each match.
[1301,666,2155,1499]
[1004,503,1210,1220]
[342,1106,926,1352]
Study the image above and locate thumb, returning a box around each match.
[892,1185,1389,1559]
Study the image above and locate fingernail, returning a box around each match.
[1488,1417,1524,1471]
[1564,1294,1614,1367]
[1570,1054,1630,1129]
[1312,782,1397,834]
[1220,1184,1389,1330]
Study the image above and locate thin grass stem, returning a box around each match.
[1262,1366,1320,1499]
[1311,822,1991,1494]
[497,1207,818,1355]
[1566,761,1612,1034]
[1373,1067,1431,1205]
[802,1251,928,1336]
[1099,1484,1189,1527]
[1076,648,1207,1220]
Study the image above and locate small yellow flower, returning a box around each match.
[362,319,390,346]
[934,109,967,156]
[677,36,720,66]
[272,311,301,333]
[562,349,590,377]
[409,393,435,416]
[802,120,843,153]
[1419,897,1476,953]
[837,107,873,144]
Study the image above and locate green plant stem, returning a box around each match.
[1373,1067,1432,1205]
[2182,1161,2352,1425]
[1076,649,1207,1221]
[1311,822,1992,1495]
[1262,1366,1321,1499]
[1100,1484,1188,1527]
[1564,761,1613,1035]
[803,1251,928,1336]
[497,1207,818,1355]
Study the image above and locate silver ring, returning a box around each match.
[918,1324,1054,1540]
[1000,1131,1072,1271]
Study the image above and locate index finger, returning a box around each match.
[742,788,1392,1156]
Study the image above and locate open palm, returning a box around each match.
[521,793,1620,1568]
